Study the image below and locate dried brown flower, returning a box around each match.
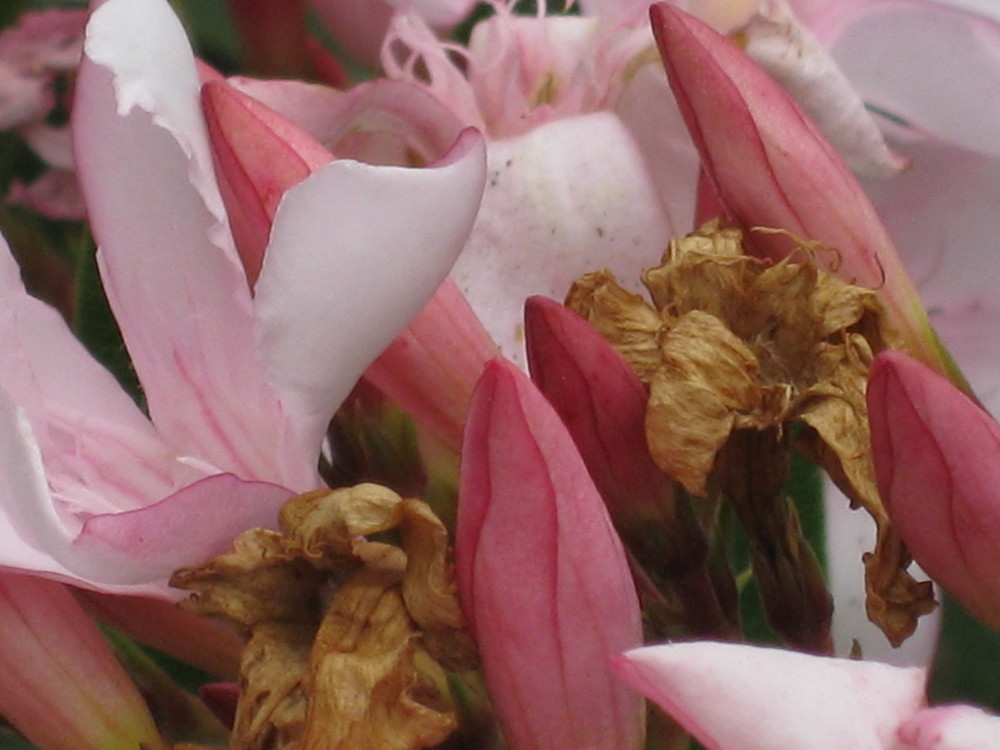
[567,220,935,647]
[172,484,477,750]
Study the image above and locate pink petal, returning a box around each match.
[0,573,162,750]
[76,591,243,679]
[457,359,644,750]
[614,641,926,750]
[74,0,307,488]
[899,705,1000,749]
[365,278,498,451]
[253,128,487,455]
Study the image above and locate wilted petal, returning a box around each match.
[74,0,302,487]
[457,359,644,750]
[0,573,164,750]
[614,641,926,750]
[899,705,1000,749]
[868,350,1000,631]
[253,128,486,455]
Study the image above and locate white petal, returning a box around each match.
[452,112,672,365]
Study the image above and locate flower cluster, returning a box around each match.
[1,0,1000,749]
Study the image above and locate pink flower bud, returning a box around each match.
[0,574,165,750]
[524,295,669,519]
[457,358,644,750]
[868,350,1000,630]
[649,3,955,381]
[201,79,333,287]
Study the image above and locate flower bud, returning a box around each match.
[0,574,165,750]
[868,349,1000,631]
[457,358,644,750]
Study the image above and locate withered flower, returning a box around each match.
[567,220,935,648]
[172,483,477,750]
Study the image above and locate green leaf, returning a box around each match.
[929,594,1000,711]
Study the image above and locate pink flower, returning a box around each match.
[613,640,1000,750]
[868,350,1000,632]
[0,0,486,596]
[310,0,478,67]
[457,358,644,750]
[0,9,88,219]
[382,4,700,363]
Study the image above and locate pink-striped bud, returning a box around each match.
[457,358,644,750]
[649,3,956,383]
[0,574,164,750]
[868,350,1000,631]
[201,79,333,287]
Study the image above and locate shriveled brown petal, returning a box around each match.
[565,269,663,383]
[172,529,323,629]
[647,311,761,496]
[233,622,312,749]
[399,499,477,671]
[795,336,935,644]
[302,563,456,750]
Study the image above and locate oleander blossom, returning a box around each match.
[0,0,486,597]
[382,1,700,362]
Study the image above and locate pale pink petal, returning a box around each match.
[859,145,1000,416]
[71,474,292,591]
[0,237,185,514]
[614,641,926,750]
[0,574,163,750]
[74,0,307,488]
[0,388,289,596]
[253,128,487,454]
[806,0,1000,158]
[900,705,1000,749]
[741,0,908,177]
[452,112,671,364]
